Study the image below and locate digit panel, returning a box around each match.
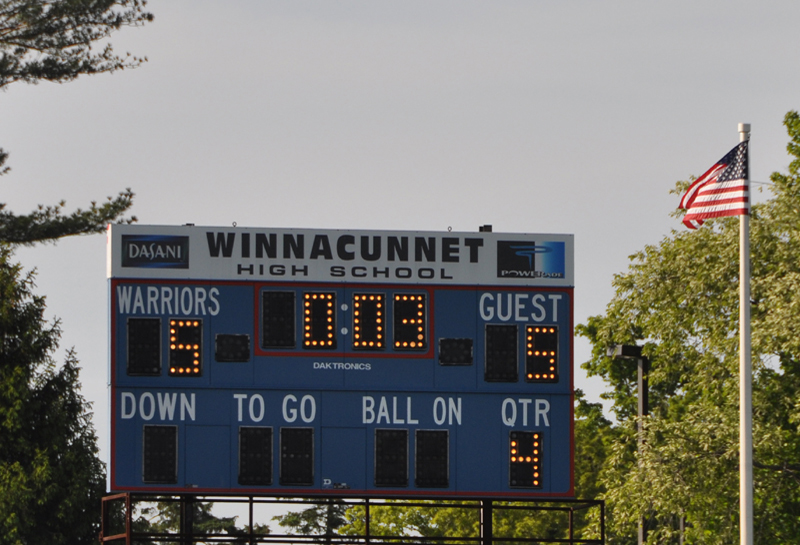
[353,293,385,350]
[143,425,178,484]
[168,319,202,376]
[261,291,296,348]
[127,317,161,376]
[525,326,558,382]
[415,430,449,488]
[216,334,250,362]
[509,431,542,489]
[485,324,518,382]
[438,338,473,366]
[280,427,314,486]
[393,294,427,351]
[302,292,336,350]
[375,429,408,487]
[239,426,272,485]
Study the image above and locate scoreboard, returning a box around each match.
[108,224,575,498]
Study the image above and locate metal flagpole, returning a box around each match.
[738,122,753,545]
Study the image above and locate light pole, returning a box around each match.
[608,344,649,545]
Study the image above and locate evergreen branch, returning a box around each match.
[0,188,136,245]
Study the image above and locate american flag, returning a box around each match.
[680,140,749,229]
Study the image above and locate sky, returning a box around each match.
[2,0,800,514]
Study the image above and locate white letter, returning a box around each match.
[283,394,298,422]
[234,394,247,422]
[181,287,193,315]
[117,286,133,314]
[501,398,517,426]
[497,293,512,321]
[392,396,405,424]
[300,395,316,423]
[515,294,528,322]
[535,399,551,427]
[448,397,462,425]
[180,393,196,421]
[147,286,160,314]
[160,286,173,314]
[249,394,265,422]
[548,294,562,322]
[132,288,145,314]
[530,294,546,322]
[433,397,447,425]
[157,392,177,420]
[194,287,208,315]
[208,288,221,316]
[518,398,532,426]
[479,293,494,321]
[121,392,136,418]
[363,396,375,424]
[140,392,155,421]
[406,397,419,424]
[377,397,390,424]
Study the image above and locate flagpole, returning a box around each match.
[739,122,752,545]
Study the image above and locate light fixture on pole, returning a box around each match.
[608,343,649,545]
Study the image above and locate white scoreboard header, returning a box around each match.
[107,224,574,287]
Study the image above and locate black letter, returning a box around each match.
[207,232,236,258]
[414,237,436,262]
[284,234,305,259]
[256,233,277,258]
[241,233,250,258]
[361,236,381,261]
[442,237,459,262]
[310,235,333,259]
[464,238,484,263]
[388,236,408,261]
[337,235,355,260]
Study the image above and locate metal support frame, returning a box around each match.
[100,494,605,544]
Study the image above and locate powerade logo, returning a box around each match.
[497,241,565,279]
[121,235,190,269]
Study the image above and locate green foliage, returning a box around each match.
[0,0,153,88]
[132,499,269,545]
[0,188,137,245]
[0,0,150,244]
[577,111,800,544]
[0,246,105,545]
[273,499,348,540]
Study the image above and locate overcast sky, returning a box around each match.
[3,0,800,498]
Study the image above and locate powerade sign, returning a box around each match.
[496,241,566,279]
[121,235,190,269]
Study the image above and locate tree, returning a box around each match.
[0,3,152,543]
[0,0,152,243]
[0,245,105,545]
[273,499,348,542]
[0,0,152,88]
[577,111,800,544]
[0,188,137,244]
[131,499,270,545]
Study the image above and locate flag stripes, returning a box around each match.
[680,141,749,229]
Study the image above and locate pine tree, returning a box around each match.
[0,246,106,545]
[0,0,152,243]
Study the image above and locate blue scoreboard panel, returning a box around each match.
[108,225,575,499]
